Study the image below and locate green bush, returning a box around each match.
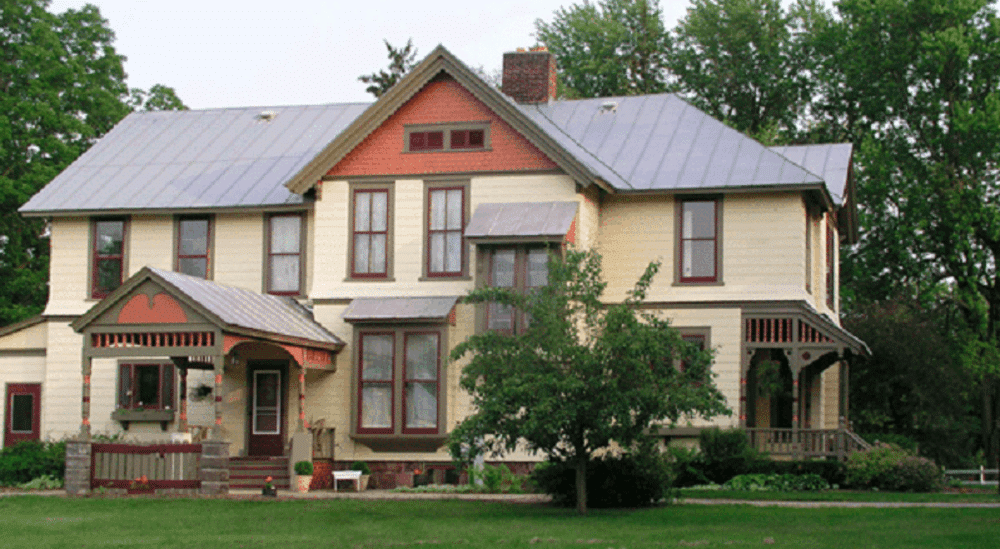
[860,433,919,453]
[698,428,761,483]
[293,460,313,475]
[18,475,63,490]
[469,464,523,493]
[349,461,371,475]
[723,473,830,492]
[532,446,673,508]
[747,459,847,486]
[846,443,943,492]
[665,446,709,487]
[0,440,66,485]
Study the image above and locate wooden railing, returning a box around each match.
[91,442,202,493]
[745,428,872,461]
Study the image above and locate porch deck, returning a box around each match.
[746,427,872,460]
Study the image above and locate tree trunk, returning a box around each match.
[983,376,999,466]
[575,456,588,515]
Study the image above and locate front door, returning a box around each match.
[4,383,41,448]
[247,363,286,456]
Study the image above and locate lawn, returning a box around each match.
[0,496,996,548]
[679,488,1000,504]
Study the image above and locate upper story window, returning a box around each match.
[118,363,174,410]
[351,187,391,279]
[826,215,836,310]
[404,123,490,153]
[805,209,813,294]
[678,198,720,284]
[92,218,127,299]
[267,213,303,295]
[177,217,211,279]
[487,247,549,334]
[427,186,465,277]
[357,329,442,435]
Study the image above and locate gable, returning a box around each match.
[326,74,559,178]
[85,279,212,330]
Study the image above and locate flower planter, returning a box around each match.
[358,474,370,491]
[261,486,278,497]
[296,475,313,493]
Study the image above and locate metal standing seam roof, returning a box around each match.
[149,267,344,347]
[770,144,853,205]
[19,104,370,214]
[342,296,461,322]
[464,201,578,239]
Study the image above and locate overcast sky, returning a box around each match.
[46,0,700,109]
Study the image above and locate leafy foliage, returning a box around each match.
[349,461,371,475]
[534,0,671,98]
[449,249,728,513]
[697,427,762,483]
[846,443,944,492]
[293,460,313,476]
[358,39,418,98]
[0,440,65,485]
[723,473,830,492]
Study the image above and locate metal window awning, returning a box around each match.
[464,201,578,243]
[342,296,460,323]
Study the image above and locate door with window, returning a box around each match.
[4,384,41,448]
[247,363,286,456]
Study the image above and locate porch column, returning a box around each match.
[178,366,188,432]
[297,366,306,433]
[212,354,224,439]
[80,354,92,441]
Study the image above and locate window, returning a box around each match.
[678,199,720,283]
[805,209,813,294]
[118,363,174,410]
[177,217,211,279]
[486,247,549,334]
[404,123,490,152]
[351,188,390,278]
[91,218,127,299]
[427,186,465,277]
[357,330,441,435]
[676,328,711,373]
[826,216,836,310]
[267,214,303,294]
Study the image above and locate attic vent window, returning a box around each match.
[599,101,618,114]
[256,111,277,122]
[404,123,491,153]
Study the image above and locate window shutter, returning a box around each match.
[118,364,132,408]
[161,364,175,409]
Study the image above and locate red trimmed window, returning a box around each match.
[427,187,464,276]
[267,214,302,294]
[118,363,174,410]
[679,334,707,372]
[177,217,210,279]
[826,219,835,310]
[450,129,485,150]
[92,219,126,299]
[805,210,813,294]
[357,331,440,435]
[487,247,549,334]
[352,189,389,277]
[679,199,718,283]
[409,131,444,151]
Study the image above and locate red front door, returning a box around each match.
[5,384,41,448]
[247,364,285,456]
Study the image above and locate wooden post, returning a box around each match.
[298,368,306,433]
[212,354,223,439]
[178,366,188,432]
[81,354,92,441]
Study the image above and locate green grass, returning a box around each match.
[0,496,997,548]
[679,488,1000,504]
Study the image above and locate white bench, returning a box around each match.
[331,470,363,492]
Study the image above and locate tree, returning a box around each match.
[358,39,418,98]
[820,0,1000,463]
[534,0,671,98]
[668,0,829,139]
[1,0,186,326]
[449,249,728,514]
[129,84,187,112]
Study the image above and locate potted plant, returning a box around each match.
[294,461,314,493]
[128,475,153,495]
[350,461,371,491]
[262,476,277,497]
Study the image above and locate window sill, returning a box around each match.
[402,147,493,154]
[112,409,175,431]
[343,276,396,283]
[672,281,725,287]
[350,433,447,453]
[418,275,471,282]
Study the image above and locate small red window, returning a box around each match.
[451,129,485,149]
[410,131,444,151]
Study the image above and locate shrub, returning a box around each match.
[469,464,523,493]
[846,443,944,492]
[349,461,371,475]
[0,440,66,485]
[747,459,846,486]
[723,473,829,492]
[860,433,919,453]
[18,475,64,490]
[698,428,761,483]
[665,446,709,488]
[532,445,673,508]
[293,460,313,476]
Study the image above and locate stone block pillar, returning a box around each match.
[199,440,230,495]
[64,440,92,496]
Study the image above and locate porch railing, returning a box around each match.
[745,428,873,461]
[91,442,202,493]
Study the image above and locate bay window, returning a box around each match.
[356,329,442,436]
[486,247,549,334]
[118,363,174,410]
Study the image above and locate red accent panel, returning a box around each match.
[92,443,202,454]
[564,218,576,245]
[327,77,559,178]
[223,334,252,354]
[117,293,188,324]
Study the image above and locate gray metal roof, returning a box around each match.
[342,296,460,322]
[465,201,578,240]
[522,94,828,192]
[770,144,853,205]
[20,104,369,215]
[150,267,344,346]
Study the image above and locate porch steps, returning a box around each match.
[228,456,290,489]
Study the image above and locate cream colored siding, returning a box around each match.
[822,363,842,429]
[39,321,84,438]
[597,194,674,302]
[214,212,264,292]
[128,215,174,276]
[0,354,45,447]
[45,218,90,316]
[0,321,47,350]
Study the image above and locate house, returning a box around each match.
[2,46,867,493]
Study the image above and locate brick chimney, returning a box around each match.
[501,47,557,104]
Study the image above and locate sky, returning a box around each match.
[46,0,697,110]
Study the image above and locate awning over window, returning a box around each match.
[464,201,578,243]
[342,296,460,323]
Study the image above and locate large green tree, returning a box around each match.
[358,39,418,98]
[1,0,185,326]
[820,0,1000,463]
[534,0,671,98]
[668,0,829,139]
[449,250,728,514]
